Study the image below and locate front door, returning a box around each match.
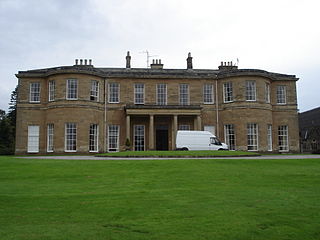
[156,125,168,150]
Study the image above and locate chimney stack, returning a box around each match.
[150,59,164,69]
[126,51,131,68]
[187,52,193,69]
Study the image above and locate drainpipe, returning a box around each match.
[215,79,219,137]
[104,78,108,152]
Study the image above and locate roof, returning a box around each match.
[15,65,298,81]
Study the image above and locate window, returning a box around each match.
[203,84,214,104]
[278,125,288,152]
[28,125,39,153]
[90,80,99,101]
[47,124,54,152]
[267,124,272,151]
[224,124,235,150]
[30,82,40,103]
[265,83,270,103]
[134,125,145,151]
[66,79,78,100]
[179,84,189,105]
[65,123,77,152]
[108,125,119,152]
[89,124,99,152]
[246,80,256,101]
[108,83,120,103]
[247,123,258,151]
[157,84,167,105]
[179,125,190,130]
[48,80,55,102]
[277,85,286,104]
[204,125,215,135]
[134,83,144,104]
[223,82,233,103]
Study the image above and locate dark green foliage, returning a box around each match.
[0,86,17,155]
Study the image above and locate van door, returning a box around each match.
[209,137,222,150]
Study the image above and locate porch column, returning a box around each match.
[149,115,154,150]
[126,115,130,141]
[197,115,202,130]
[172,115,178,150]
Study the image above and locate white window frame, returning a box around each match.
[247,123,258,151]
[134,125,145,151]
[179,84,189,105]
[66,79,78,100]
[30,82,40,103]
[265,83,270,103]
[223,82,233,103]
[246,80,256,101]
[267,124,272,151]
[65,123,77,152]
[134,83,145,104]
[203,84,214,104]
[278,125,289,152]
[276,85,287,104]
[178,125,190,130]
[108,125,119,152]
[224,124,236,150]
[27,125,40,153]
[156,83,167,105]
[47,123,54,152]
[108,83,120,103]
[89,124,99,152]
[48,80,55,102]
[90,80,99,101]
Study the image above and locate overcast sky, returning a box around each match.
[1,0,319,112]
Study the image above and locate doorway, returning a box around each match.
[156,125,168,150]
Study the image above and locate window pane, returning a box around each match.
[65,123,77,151]
[134,83,144,104]
[247,123,258,151]
[179,84,189,105]
[47,123,54,152]
[246,81,256,101]
[224,124,235,150]
[265,83,270,103]
[178,125,190,130]
[30,83,40,102]
[89,124,99,152]
[108,125,119,151]
[223,82,233,102]
[157,84,167,105]
[277,86,286,104]
[48,80,55,101]
[278,125,288,151]
[67,79,78,99]
[109,83,119,103]
[90,81,99,101]
[134,125,145,151]
[203,84,214,104]
[267,124,272,151]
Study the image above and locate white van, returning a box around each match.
[176,130,228,150]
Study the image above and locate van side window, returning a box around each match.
[211,137,222,145]
[210,137,215,144]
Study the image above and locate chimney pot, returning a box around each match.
[89,59,92,65]
[126,51,131,68]
[75,59,78,65]
[187,52,193,69]
[80,59,83,65]
[84,59,88,65]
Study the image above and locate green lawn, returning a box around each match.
[97,150,260,157]
[1,156,320,240]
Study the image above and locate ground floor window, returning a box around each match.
[224,124,235,150]
[108,125,119,152]
[134,125,145,151]
[247,123,258,151]
[278,125,289,152]
[267,124,272,151]
[28,125,39,153]
[47,124,54,152]
[65,123,77,152]
[178,125,190,130]
[89,124,99,152]
[204,125,215,135]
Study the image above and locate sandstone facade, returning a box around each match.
[15,53,300,154]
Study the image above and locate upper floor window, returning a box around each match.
[277,85,286,104]
[108,83,120,103]
[90,80,99,101]
[265,83,270,103]
[179,84,189,105]
[66,79,78,100]
[223,82,233,103]
[30,82,40,103]
[246,80,256,101]
[134,83,144,104]
[203,84,214,104]
[157,83,167,105]
[48,80,55,102]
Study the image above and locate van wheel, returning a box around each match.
[218,148,224,151]
[181,147,189,151]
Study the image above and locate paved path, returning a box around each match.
[18,154,320,160]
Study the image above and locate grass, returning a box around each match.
[97,150,260,157]
[1,156,320,240]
